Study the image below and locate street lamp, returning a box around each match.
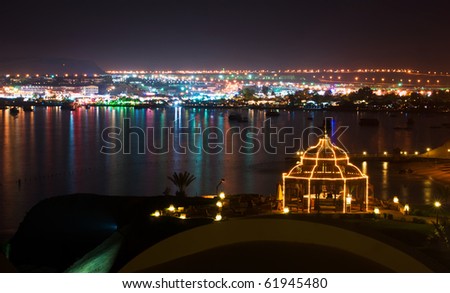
[216,178,225,195]
[434,201,441,224]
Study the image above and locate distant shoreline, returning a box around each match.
[2,101,450,114]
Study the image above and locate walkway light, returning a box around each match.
[215,214,223,221]
[434,201,441,224]
[346,194,352,205]
[404,204,410,214]
[216,201,223,208]
[151,210,161,217]
[283,207,290,214]
[168,205,175,212]
[393,196,399,204]
[374,207,380,215]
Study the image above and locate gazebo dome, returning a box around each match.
[287,134,366,180]
[282,134,369,213]
[303,135,349,160]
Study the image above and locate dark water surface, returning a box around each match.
[1,107,449,238]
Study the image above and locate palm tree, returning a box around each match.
[167,171,196,197]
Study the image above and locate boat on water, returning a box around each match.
[266,110,280,117]
[134,104,152,110]
[9,107,19,115]
[228,112,248,122]
[61,103,77,111]
[359,118,379,126]
[22,105,34,112]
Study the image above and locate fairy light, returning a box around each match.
[282,135,369,214]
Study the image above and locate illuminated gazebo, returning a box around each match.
[282,134,369,213]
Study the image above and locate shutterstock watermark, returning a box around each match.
[100,118,349,155]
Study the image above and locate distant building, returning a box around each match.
[19,86,52,96]
[82,85,99,96]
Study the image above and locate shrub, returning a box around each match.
[412,217,427,224]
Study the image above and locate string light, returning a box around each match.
[283,135,369,213]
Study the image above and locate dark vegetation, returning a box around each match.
[4,194,450,272]
[8,194,215,272]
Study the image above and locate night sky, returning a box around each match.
[1,0,450,70]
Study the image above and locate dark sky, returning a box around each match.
[1,0,450,70]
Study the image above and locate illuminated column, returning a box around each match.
[307,180,311,213]
[282,174,286,211]
[343,180,347,213]
[365,177,369,212]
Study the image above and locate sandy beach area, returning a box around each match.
[406,160,450,186]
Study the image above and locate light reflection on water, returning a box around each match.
[362,161,368,175]
[423,179,433,205]
[0,107,449,236]
[381,161,389,201]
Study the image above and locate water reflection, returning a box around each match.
[423,179,433,205]
[362,161,368,175]
[381,161,389,201]
[1,107,450,235]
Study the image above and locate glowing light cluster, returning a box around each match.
[282,134,369,213]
